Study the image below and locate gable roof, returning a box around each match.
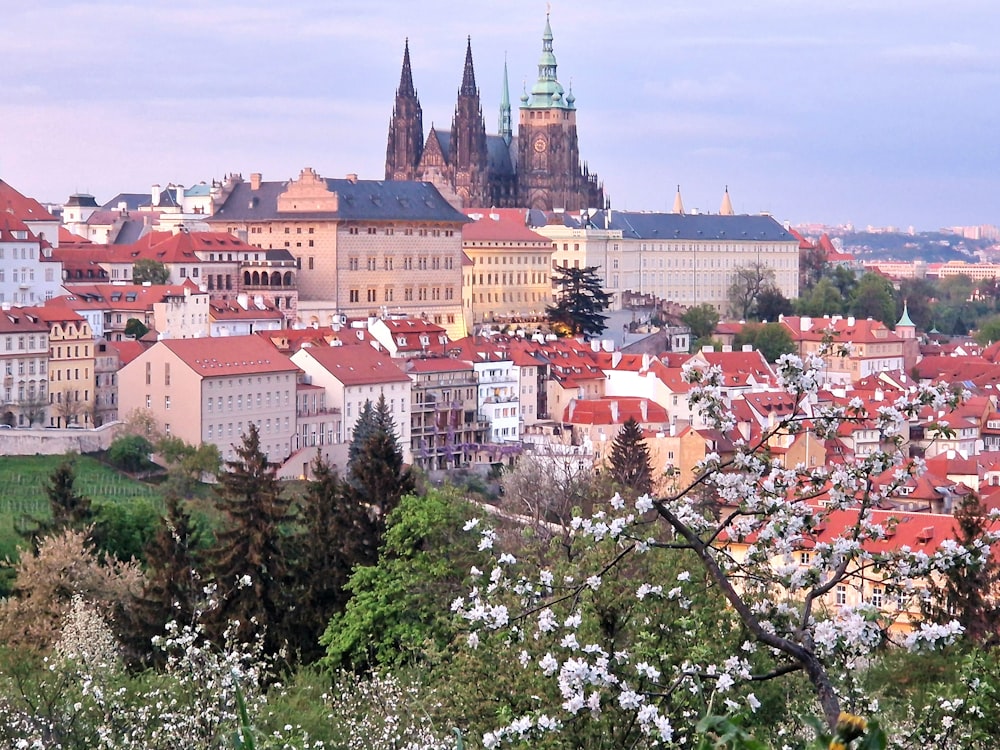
[162,335,298,376]
[0,180,58,222]
[300,345,411,386]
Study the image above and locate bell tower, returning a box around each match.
[385,39,424,181]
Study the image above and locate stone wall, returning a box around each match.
[0,421,122,456]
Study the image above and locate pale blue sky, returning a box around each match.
[1,0,997,230]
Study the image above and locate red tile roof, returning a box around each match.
[563,397,668,425]
[163,335,298,376]
[463,209,551,243]
[301,345,410,386]
[0,180,57,222]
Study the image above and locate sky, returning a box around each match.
[1,0,997,232]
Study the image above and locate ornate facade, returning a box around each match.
[385,14,603,212]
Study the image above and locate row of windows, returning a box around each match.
[4,336,46,351]
[206,391,291,411]
[475,254,549,265]
[4,359,46,376]
[475,292,548,304]
[476,272,547,286]
[0,246,37,259]
[51,367,89,381]
[52,345,91,359]
[349,287,456,303]
[346,256,456,271]
[346,227,454,237]
[207,417,289,439]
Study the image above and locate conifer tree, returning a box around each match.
[287,455,380,662]
[203,423,294,656]
[18,458,93,547]
[127,491,203,667]
[607,417,653,496]
[923,492,1000,645]
[347,399,375,474]
[347,394,414,521]
[546,265,611,339]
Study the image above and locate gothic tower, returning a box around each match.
[385,39,424,181]
[516,13,602,211]
[449,38,490,207]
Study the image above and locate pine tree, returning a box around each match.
[203,423,294,656]
[347,399,375,473]
[127,491,203,667]
[286,455,380,662]
[348,394,414,521]
[18,458,93,547]
[608,417,653,496]
[923,492,1000,645]
[546,265,612,339]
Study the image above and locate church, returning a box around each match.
[384,14,604,212]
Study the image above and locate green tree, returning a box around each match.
[347,394,414,519]
[321,490,482,671]
[681,303,720,342]
[734,322,797,362]
[132,259,170,285]
[90,498,160,563]
[607,417,652,496]
[850,272,897,326]
[727,262,776,320]
[18,458,94,544]
[975,316,1000,345]
[347,399,376,475]
[157,436,220,498]
[922,493,1000,645]
[124,317,150,340]
[546,265,611,339]
[287,456,381,663]
[203,423,294,656]
[127,493,204,667]
[107,434,153,473]
[827,264,858,299]
[754,287,794,322]
[796,277,847,317]
[896,278,937,331]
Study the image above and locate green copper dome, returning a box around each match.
[522,12,574,110]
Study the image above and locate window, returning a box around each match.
[350,289,360,303]
[308,257,315,270]
[870,585,884,608]
[349,257,359,271]
[165,396,171,410]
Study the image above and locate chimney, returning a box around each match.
[346,173,358,184]
[237,293,249,310]
[175,184,184,205]
[640,399,648,422]
[742,344,753,352]
[151,184,161,206]
[611,351,622,368]
[250,173,262,191]
[610,400,619,423]
[847,316,856,326]
[801,316,812,332]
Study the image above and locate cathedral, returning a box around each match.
[384,14,604,212]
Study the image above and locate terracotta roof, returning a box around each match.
[563,397,668,425]
[62,282,202,311]
[404,357,473,374]
[0,212,39,242]
[162,335,298,376]
[0,180,57,222]
[21,298,86,324]
[108,339,150,366]
[463,209,551,243]
[0,309,49,334]
[301,345,410,386]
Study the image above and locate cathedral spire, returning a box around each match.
[499,55,512,145]
[460,36,477,96]
[398,38,415,97]
[524,9,569,109]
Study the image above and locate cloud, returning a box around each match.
[880,42,997,69]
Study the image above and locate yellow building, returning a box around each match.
[26,299,95,427]
[462,209,554,326]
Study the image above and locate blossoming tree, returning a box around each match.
[458,349,988,746]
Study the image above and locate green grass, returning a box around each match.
[0,454,164,559]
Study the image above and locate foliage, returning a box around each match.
[796,277,847,317]
[607,417,653,496]
[733,322,797,362]
[107,434,154,473]
[849,273,897,327]
[347,394,414,521]
[90,497,161,563]
[0,529,144,652]
[920,492,1000,644]
[132,258,170,285]
[157,436,221,498]
[753,287,794,322]
[17,457,94,545]
[203,423,295,657]
[124,317,150,340]
[974,315,1000,345]
[321,490,482,672]
[286,455,381,663]
[547,265,612,340]
[128,493,205,667]
[458,347,971,747]
[727,263,777,320]
[681,304,720,342]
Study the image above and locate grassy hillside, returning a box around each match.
[0,454,162,559]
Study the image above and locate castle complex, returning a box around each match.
[384,14,604,212]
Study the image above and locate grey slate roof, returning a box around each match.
[209,178,469,224]
[594,211,795,242]
[486,135,514,176]
[103,193,150,211]
[527,209,794,242]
